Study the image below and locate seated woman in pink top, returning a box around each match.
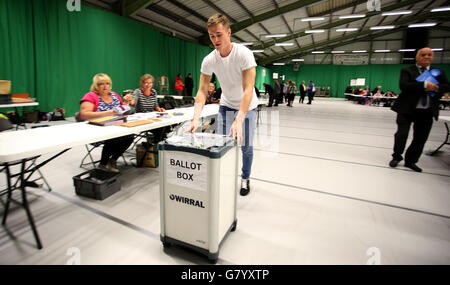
[79,73,134,172]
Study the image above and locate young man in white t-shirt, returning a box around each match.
[189,14,258,196]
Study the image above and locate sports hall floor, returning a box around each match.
[1,98,449,265]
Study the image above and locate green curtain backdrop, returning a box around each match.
[270,64,450,97]
[0,0,213,116]
[2,0,449,117]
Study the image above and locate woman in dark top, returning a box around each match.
[299,80,307,103]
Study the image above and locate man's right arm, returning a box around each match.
[189,73,211,133]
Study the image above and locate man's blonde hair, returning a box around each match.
[207,14,230,30]
[90,73,112,93]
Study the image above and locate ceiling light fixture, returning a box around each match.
[331,51,345,53]
[305,29,325,33]
[381,10,412,16]
[311,51,324,54]
[273,63,285,65]
[339,14,365,19]
[292,59,305,62]
[370,26,395,30]
[431,6,450,12]
[408,23,437,28]
[301,17,325,21]
[375,50,390,52]
[352,50,367,53]
[265,34,287,38]
[275,42,294,46]
[251,50,265,53]
[336,28,358,32]
[398,49,415,52]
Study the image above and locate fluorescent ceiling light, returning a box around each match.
[311,51,324,54]
[292,59,305,62]
[273,63,285,65]
[265,34,287,38]
[375,50,390,52]
[305,29,325,33]
[251,50,265,53]
[398,49,415,52]
[382,10,412,16]
[370,26,395,30]
[239,42,253,46]
[432,48,443,51]
[331,51,345,53]
[431,6,450,12]
[352,50,367,53]
[408,23,437,28]
[275,42,294,46]
[339,14,365,19]
[301,17,325,21]
[403,58,415,60]
[336,28,358,32]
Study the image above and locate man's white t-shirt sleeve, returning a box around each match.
[201,55,214,76]
[240,47,257,71]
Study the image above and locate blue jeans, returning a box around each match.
[217,105,257,179]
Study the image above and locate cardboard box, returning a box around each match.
[0,80,11,94]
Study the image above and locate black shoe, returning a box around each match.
[389,159,400,168]
[405,163,422,172]
[240,179,250,196]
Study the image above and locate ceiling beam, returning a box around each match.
[252,0,425,51]
[199,0,323,44]
[165,0,208,22]
[121,0,156,17]
[146,4,206,34]
[259,11,450,65]
[309,0,368,17]
[200,0,236,22]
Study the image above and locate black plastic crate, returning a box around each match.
[73,169,121,200]
[0,94,11,104]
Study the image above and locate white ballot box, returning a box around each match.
[158,133,238,263]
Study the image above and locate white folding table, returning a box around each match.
[0,104,219,249]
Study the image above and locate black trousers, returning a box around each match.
[392,109,433,164]
[268,92,275,106]
[307,92,314,103]
[101,135,135,165]
[299,93,306,103]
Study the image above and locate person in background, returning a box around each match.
[263,82,275,107]
[307,80,315,104]
[206,82,220,104]
[124,74,166,113]
[299,81,307,103]
[273,79,281,106]
[345,85,353,94]
[79,73,134,172]
[174,73,184,96]
[185,73,194,97]
[124,74,167,145]
[389,47,450,172]
[372,85,382,95]
[287,80,297,107]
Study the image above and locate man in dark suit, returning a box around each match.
[389,47,450,172]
